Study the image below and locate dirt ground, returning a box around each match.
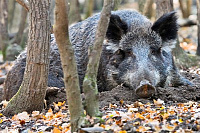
[44,68,200,109]
[99,69,200,108]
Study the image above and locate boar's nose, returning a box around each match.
[135,79,156,98]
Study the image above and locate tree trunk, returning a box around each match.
[94,0,103,11]
[0,0,9,61]
[83,0,113,117]
[155,0,173,18]
[179,0,192,18]
[143,0,154,19]
[53,0,84,132]
[69,0,82,25]
[179,0,188,18]
[113,0,121,10]
[84,0,94,19]
[186,0,192,17]
[197,0,200,56]
[14,7,28,45]
[138,0,146,13]
[8,0,16,32]
[3,0,51,116]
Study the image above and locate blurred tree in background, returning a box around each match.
[0,0,9,61]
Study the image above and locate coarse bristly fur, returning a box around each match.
[3,10,192,100]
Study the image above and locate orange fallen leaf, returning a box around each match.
[53,127,61,133]
[135,113,145,120]
[119,131,127,133]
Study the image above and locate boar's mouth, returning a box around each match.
[135,80,156,98]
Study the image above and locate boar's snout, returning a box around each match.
[135,79,156,98]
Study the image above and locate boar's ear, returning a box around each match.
[151,11,178,42]
[106,14,128,41]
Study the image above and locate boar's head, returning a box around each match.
[98,11,179,98]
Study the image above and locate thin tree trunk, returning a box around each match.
[8,0,16,31]
[138,0,146,13]
[143,0,154,19]
[84,0,94,19]
[54,0,84,132]
[187,0,192,17]
[14,7,28,45]
[179,0,188,18]
[2,0,51,116]
[0,0,8,61]
[69,0,82,25]
[155,0,173,18]
[197,0,200,56]
[179,0,192,18]
[83,0,113,117]
[113,0,121,10]
[94,0,103,11]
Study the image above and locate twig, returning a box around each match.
[16,0,29,12]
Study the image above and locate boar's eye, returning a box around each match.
[110,49,125,68]
[150,47,161,55]
[115,49,125,57]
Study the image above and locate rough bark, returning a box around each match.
[8,0,16,31]
[197,0,200,56]
[0,0,9,61]
[84,0,94,19]
[155,0,198,68]
[14,7,28,45]
[83,0,113,117]
[53,0,84,132]
[2,0,51,116]
[69,0,82,25]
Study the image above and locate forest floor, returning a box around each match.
[0,25,200,132]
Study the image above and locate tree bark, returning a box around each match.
[84,0,94,19]
[69,0,82,25]
[197,0,200,56]
[53,0,84,132]
[83,0,113,117]
[0,0,9,61]
[14,7,28,45]
[2,0,51,116]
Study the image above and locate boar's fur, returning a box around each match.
[3,10,191,100]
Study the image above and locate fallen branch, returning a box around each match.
[16,0,29,11]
